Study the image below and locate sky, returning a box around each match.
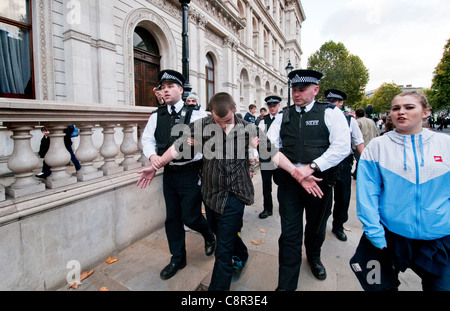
[299,0,450,92]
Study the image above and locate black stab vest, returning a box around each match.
[280,101,335,164]
[154,104,198,160]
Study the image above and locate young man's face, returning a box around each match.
[250,107,256,115]
[212,109,235,132]
[160,81,183,105]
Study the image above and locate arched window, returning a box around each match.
[205,53,215,107]
[0,0,34,99]
[133,27,161,107]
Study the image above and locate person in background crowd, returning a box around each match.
[244,104,257,123]
[324,89,365,242]
[186,93,200,106]
[257,96,281,219]
[255,107,267,126]
[353,108,379,179]
[36,127,52,179]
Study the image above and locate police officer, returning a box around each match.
[141,69,215,280]
[257,95,282,219]
[324,89,364,242]
[267,70,350,290]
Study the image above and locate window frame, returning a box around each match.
[205,53,215,109]
[0,0,35,99]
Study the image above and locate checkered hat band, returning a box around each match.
[161,72,183,85]
[291,75,319,84]
[327,92,344,100]
[267,99,279,104]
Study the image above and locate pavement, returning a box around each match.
[56,166,423,292]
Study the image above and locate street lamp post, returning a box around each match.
[180,0,192,101]
[285,60,294,106]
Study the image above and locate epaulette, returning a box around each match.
[317,101,337,109]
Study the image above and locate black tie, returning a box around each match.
[300,107,306,114]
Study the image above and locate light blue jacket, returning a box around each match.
[356,128,450,248]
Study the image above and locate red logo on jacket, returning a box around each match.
[434,156,443,162]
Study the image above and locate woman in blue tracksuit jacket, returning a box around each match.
[356,91,450,291]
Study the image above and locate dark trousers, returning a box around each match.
[332,154,353,230]
[260,166,274,213]
[206,194,248,291]
[162,167,214,265]
[274,168,332,291]
[42,160,52,177]
[67,146,81,170]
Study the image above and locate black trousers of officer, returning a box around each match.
[332,154,354,231]
[260,159,275,213]
[162,165,214,265]
[274,168,333,291]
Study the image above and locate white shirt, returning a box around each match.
[266,101,351,171]
[141,100,208,163]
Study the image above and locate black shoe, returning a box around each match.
[205,238,216,256]
[309,260,327,280]
[160,261,186,280]
[332,228,347,242]
[35,173,47,179]
[258,210,273,219]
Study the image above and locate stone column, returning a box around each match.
[75,124,103,181]
[120,123,141,171]
[5,125,45,198]
[99,123,123,176]
[137,122,150,167]
[44,124,77,189]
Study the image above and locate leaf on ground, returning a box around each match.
[259,227,266,233]
[80,269,94,281]
[106,257,118,264]
[67,269,93,290]
[251,239,265,246]
[344,227,352,232]
[99,287,110,291]
[67,282,82,290]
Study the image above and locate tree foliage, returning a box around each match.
[428,38,450,111]
[307,41,370,109]
[368,82,403,114]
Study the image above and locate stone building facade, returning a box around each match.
[0,0,305,290]
[1,0,305,110]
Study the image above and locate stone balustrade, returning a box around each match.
[0,98,155,201]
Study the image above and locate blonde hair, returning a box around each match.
[391,91,430,110]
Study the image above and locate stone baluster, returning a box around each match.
[44,124,77,189]
[99,123,123,175]
[75,124,104,181]
[120,123,142,171]
[137,121,150,167]
[5,125,45,198]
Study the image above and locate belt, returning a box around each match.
[165,160,202,172]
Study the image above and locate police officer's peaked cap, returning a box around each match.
[265,95,282,106]
[158,69,185,87]
[325,89,347,101]
[288,69,323,87]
